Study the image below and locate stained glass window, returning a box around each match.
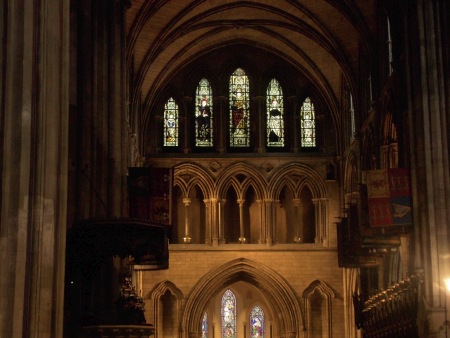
[164,97,178,147]
[195,78,213,147]
[221,290,236,338]
[202,312,208,338]
[300,97,316,147]
[229,68,250,147]
[250,306,264,338]
[266,79,284,147]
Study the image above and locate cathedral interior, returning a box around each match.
[1,1,449,338]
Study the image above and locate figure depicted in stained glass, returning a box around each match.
[266,79,284,147]
[196,95,211,140]
[195,78,213,147]
[164,97,178,147]
[229,69,250,147]
[300,97,316,147]
[250,305,264,338]
[221,290,236,338]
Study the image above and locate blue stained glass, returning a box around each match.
[221,290,236,338]
[250,305,264,338]
[202,312,208,338]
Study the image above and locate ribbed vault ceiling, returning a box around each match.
[126,0,377,116]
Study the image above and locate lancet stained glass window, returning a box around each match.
[300,97,316,147]
[266,79,284,147]
[202,312,208,338]
[164,97,178,146]
[229,68,250,147]
[221,290,236,338]
[195,78,213,147]
[250,306,264,338]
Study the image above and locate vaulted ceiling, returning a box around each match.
[126,0,378,119]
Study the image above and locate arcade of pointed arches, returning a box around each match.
[171,161,329,246]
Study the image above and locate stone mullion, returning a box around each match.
[238,199,246,243]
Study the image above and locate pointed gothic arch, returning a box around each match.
[302,280,335,338]
[182,258,304,338]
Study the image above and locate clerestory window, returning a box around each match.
[266,79,284,147]
[195,78,213,147]
[229,68,250,147]
[163,97,179,147]
[300,97,316,147]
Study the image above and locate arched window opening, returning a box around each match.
[266,79,284,147]
[250,305,264,338]
[164,97,179,147]
[300,97,316,147]
[202,312,208,338]
[221,290,237,338]
[229,68,250,147]
[195,78,213,147]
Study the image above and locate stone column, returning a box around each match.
[203,199,212,245]
[292,199,303,243]
[0,2,69,338]
[209,198,219,246]
[312,198,321,243]
[183,197,192,243]
[218,199,226,244]
[238,199,246,243]
[404,2,449,337]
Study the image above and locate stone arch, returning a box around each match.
[302,280,335,338]
[174,162,215,199]
[216,162,267,199]
[269,162,327,200]
[182,258,304,338]
[148,280,184,338]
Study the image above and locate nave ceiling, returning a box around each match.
[125,0,378,125]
